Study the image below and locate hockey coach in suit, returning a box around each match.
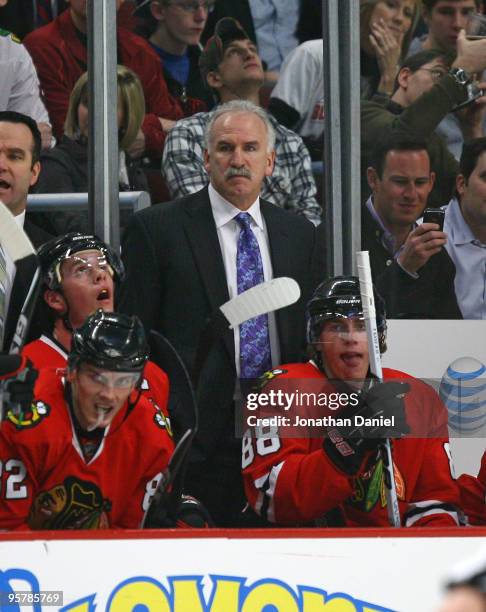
[0,111,52,350]
[119,100,322,526]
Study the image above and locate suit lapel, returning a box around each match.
[182,190,234,360]
[4,257,36,350]
[261,201,292,355]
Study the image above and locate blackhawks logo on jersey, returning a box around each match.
[350,458,405,513]
[255,368,288,392]
[28,476,112,530]
[154,409,172,436]
[7,400,50,430]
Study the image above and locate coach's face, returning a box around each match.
[204,111,275,211]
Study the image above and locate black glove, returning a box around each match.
[0,355,38,420]
[143,493,213,529]
[323,381,410,475]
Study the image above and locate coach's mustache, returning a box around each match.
[225,166,252,179]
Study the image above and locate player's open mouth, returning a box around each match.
[341,352,363,366]
[96,405,113,416]
[0,179,11,190]
[97,289,110,301]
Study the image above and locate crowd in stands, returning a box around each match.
[1,0,486,531]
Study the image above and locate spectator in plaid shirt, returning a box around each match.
[162,17,322,225]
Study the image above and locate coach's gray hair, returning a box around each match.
[204,100,276,153]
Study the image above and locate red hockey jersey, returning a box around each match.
[457,452,486,525]
[0,369,174,530]
[23,335,170,418]
[242,362,460,527]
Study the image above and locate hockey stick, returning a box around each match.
[142,277,301,527]
[192,277,301,387]
[357,250,401,527]
[141,330,197,528]
[0,202,41,422]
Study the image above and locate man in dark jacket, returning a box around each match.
[0,111,52,349]
[361,36,486,208]
[363,133,462,319]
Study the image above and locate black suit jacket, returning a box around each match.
[3,220,53,350]
[119,187,320,461]
[361,204,462,319]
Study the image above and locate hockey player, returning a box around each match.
[242,276,461,527]
[22,233,169,415]
[0,310,177,530]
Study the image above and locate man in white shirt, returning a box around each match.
[0,11,52,149]
[0,111,52,349]
[444,137,486,318]
[119,99,321,526]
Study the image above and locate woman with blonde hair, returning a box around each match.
[360,0,420,99]
[33,65,148,234]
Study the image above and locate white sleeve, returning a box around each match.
[270,40,322,117]
[0,36,50,125]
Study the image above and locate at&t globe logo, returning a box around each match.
[439,357,486,433]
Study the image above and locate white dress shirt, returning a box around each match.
[208,183,281,378]
[444,197,486,319]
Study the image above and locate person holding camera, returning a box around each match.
[361,36,486,208]
[361,134,462,319]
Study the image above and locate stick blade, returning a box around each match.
[220,277,301,329]
[0,202,36,262]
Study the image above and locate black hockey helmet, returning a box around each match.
[306,276,387,353]
[68,310,149,373]
[38,232,125,290]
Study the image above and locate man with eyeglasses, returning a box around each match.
[137,0,214,114]
[361,42,486,208]
[0,309,180,530]
[408,1,486,160]
[23,0,183,161]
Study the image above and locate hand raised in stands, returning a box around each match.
[397,223,448,274]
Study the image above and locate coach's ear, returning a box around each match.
[203,148,211,175]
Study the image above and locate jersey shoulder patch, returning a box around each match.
[153,409,172,437]
[256,368,288,391]
[0,28,21,43]
[7,400,51,430]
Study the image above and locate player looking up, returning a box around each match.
[23,233,169,416]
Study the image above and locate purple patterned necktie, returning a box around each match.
[235,212,271,379]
